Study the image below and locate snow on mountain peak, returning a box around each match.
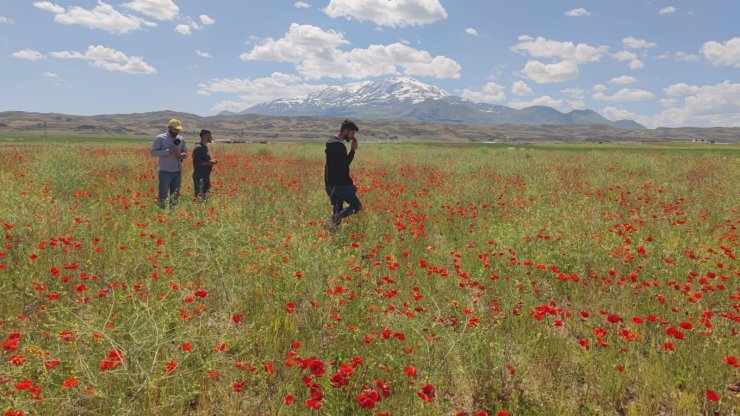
[252,77,449,112]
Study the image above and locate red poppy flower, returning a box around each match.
[706,389,720,402]
[62,378,79,388]
[330,372,348,388]
[2,332,21,352]
[308,359,325,378]
[99,349,125,371]
[10,355,26,366]
[724,356,739,368]
[357,389,378,409]
[374,379,390,398]
[166,361,178,375]
[417,384,435,402]
[15,380,33,390]
[44,359,61,370]
[305,399,322,409]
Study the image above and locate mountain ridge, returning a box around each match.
[235,77,646,130]
[2,110,738,143]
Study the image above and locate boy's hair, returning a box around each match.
[199,129,212,138]
[340,119,359,133]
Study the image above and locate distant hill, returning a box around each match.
[239,77,646,130]
[1,111,738,143]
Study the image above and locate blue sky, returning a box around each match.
[1,0,738,127]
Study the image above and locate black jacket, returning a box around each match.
[324,137,355,186]
[192,143,212,176]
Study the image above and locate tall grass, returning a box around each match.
[0,141,738,415]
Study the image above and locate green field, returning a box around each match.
[1,139,738,415]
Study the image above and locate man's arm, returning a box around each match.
[347,148,355,165]
[347,138,357,164]
[151,136,170,157]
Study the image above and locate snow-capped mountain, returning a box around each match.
[245,77,449,116]
[234,77,644,130]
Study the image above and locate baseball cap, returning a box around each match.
[168,119,183,131]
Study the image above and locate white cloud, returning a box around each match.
[623,36,656,49]
[561,87,586,109]
[675,51,700,62]
[197,72,330,112]
[122,0,179,21]
[600,106,637,121]
[512,80,533,96]
[592,88,654,102]
[294,1,311,8]
[521,59,579,84]
[323,0,447,27]
[461,82,506,103]
[561,87,585,98]
[659,6,676,15]
[511,36,607,84]
[0,16,13,24]
[195,50,213,58]
[465,27,479,36]
[175,23,192,35]
[564,8,590,17]
[663,83,699,96]
[508,95,564,110]
[241,23,461,80]
[612,50,644,69]
[652,81,740,127]
[32,2,65,14]
[660,98,678,108]
[50,45,156,74]
[243,24,350,62]
[701,37,740,67]
[175,17,205,35]
[33,1,156,34]
[12,49,45,61]
[592,84,608,92]
[608,75,637,85]
[43,71,70,87]
[512,36,607,63]
[200,14,215,25]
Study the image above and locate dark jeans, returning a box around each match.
[326,184,362,220]
[193,173,211,199]
[158,171,181,208]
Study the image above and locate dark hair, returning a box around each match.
[199,129,212,138]
[340,119,359,133]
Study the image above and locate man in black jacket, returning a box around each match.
[192,129,218,200]
[325,119,361,227]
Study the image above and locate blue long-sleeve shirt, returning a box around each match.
[151,132,187,172]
